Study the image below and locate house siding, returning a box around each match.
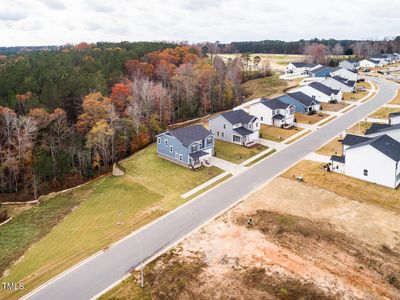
[278,95,320,114]
[321,78,354,93]
[331,69,358,81]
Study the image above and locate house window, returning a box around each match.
[175,153,178,159]
[207,137,213,145]
[223,124,226,129]
[200,140,203,148]
[261,117,264,121]
[217,131,220,136]
[179,154,183,161]
[170,145,173,153]
[157,137,161,144]
[192,144,197,152]
[249,124,252,129]
[222,132,224,137]
[363,169,368,176]
[164,139,168,146]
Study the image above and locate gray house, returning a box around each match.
[156,124,214,169]
[339,60,360,71]
[279,92,320,114]
[208,109,260,146]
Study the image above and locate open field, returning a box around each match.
[320,102,349,112]
[390,89,400,104]
[214,140,267,164]
[294,112,328,124]
[215,53,305,73]
[241,75,300,100]
[316,136,342,156]
[260,124,303,142]
[347,121,373,134]
[282,160,400,212]
[102,175,400,300]
[0,145,222,300]
[369,107,400,119]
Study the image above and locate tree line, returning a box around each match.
[0,44,249,201]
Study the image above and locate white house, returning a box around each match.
[208,109,260,146]
[321,76,356,93]
[371,53,393,65]
[365,122,400,142]
[359,59,378,68]
[330,67,358,82]
[331,135,400,189]
[389,112,400,125]
[245,98,295,127]
[339,60,360,71]
[285,62,321,75]
[294,82,342,103]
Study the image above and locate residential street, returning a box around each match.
[23,77,398,300]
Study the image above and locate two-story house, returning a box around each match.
[279,92,320,115]
[244,98,295,127]
[208,109,260,146]
[156,124,214,169]
[339,60,360,71]
[321,75,356,93]
[295,82,342,103]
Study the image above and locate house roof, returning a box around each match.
[233,127,253,137]
[304,63,318,68]
[291,62,307,68]
[371,53,389,59]
[331,155,345,163]
[287,92,320,107]
[310,66,333,75]
[189,150,209,159]
[348,59,359,63]
[272,113,285,120]
[220,109,256,125]
[332,76,356,87]
[168,124,211,147]
[342,134,371,146]
[364,123,400,135]
[363,58,378,64]
[261,98,291,110]
[347,134,400,162]
[389,112,400,118]
[309,82,340,96]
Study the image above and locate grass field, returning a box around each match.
[260,124,303,142]
[282,160,400,212]
[389,90,400,104]
[369,107,400,119]
[241,76,289,100]
[316,136,343,156]
[295,112,328,125]
[214,140,267,164]
[320,102,349,112]
[0,145,222,300]
[343,91,368,101]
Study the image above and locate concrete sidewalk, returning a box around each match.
[305,152,331,163]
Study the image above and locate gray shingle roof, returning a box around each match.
[291,62,307,68]
[365,123,400,135]
[348,134,400,162]
[309,82,340,96]
[389,112,400,118]
[332,76,356,87]
[342,134,371,146]
[272,113,285,120]
[261,98,291,110]
[310,66,333,75]
[169,124,211,146]
[331,155,345,163]
[189,150,209,159]
[287,92,320,107]
[233,127,253,137]
[221,109,255,125]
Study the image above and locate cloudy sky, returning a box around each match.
[0,0,399,46]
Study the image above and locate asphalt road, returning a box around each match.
[23,77,398,300]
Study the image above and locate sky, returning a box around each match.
[0,0,399,46]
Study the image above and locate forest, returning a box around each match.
[0,42,251,202]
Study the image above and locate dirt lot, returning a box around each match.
[295,112,329,125]
[320,102,349,112]
[103,165,400,300]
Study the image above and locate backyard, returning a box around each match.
[214,140,267,164]
[259,124,302,142]
[347,121,373,134]
[0,145,223,300]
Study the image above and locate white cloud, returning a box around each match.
[0,0,399,46]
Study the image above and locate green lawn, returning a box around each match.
[1,145,222,300]
[214,140,267,164]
